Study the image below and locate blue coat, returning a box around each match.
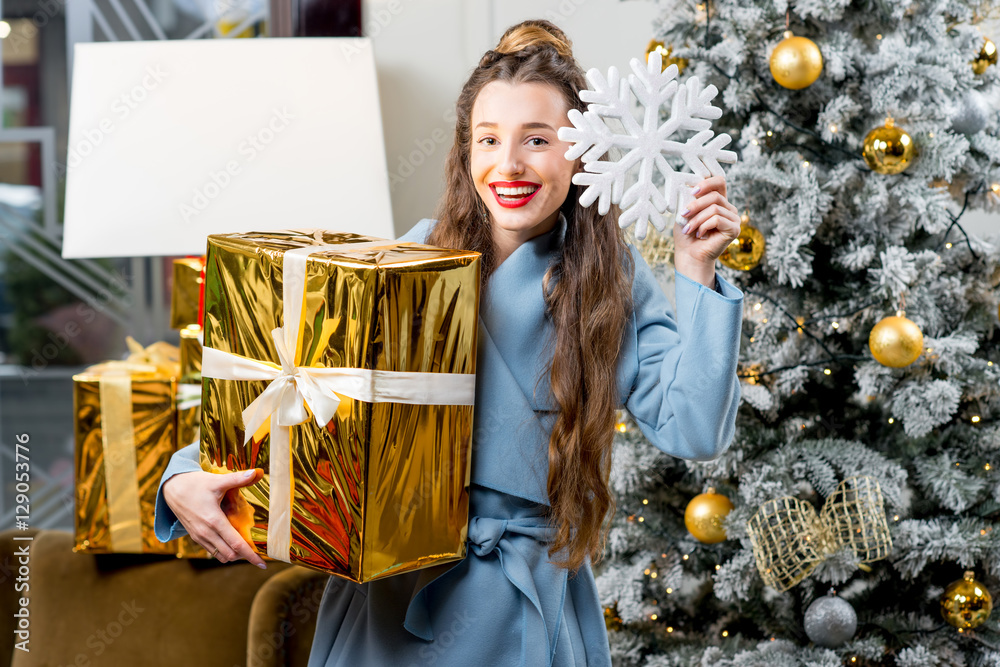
[155,217,744,666]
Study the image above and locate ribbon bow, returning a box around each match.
[212,325,342,441]
[84,337,180,379]
[201,240,477,563]
[405,516,563,666]
[125,336,180,371]
[745,476,893,591]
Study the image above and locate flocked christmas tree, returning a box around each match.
[595,0,1000,664]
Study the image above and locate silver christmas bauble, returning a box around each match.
[950,89,991,135]
[804,593,857,648]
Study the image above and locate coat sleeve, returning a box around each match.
[153,442,202,542]
[624,248,744,461]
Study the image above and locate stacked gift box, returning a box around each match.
[72,338,208,557]
[72,257,207,556]
[171,256,206,448]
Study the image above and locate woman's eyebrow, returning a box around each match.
[474,121,556,130]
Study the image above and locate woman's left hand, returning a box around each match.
[673,175,741,267]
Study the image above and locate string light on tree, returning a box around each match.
[604,604,624,631]
[862,117,915,175]
[972,37,998,75]
[869,310,924,368]
[684,487,734,543]
[941,571,993,629]
[614,409,631,434]
[719,212,765,271]
[644,39,688,74]
[742,362,764,384]
[769,31,823,89]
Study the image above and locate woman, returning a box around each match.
[156,20,744,666]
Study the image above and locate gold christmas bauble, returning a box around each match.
[719,218,765,271]
[972,37,998,75]
[869,314,923,367]
[684,488,734,544]
[645,39,688,74]
[862,119,915,175]
[941,571,993,629]
[769,32,823,89]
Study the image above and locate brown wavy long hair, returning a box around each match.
[427,20,635,571]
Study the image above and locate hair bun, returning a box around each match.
[495,20,574,61]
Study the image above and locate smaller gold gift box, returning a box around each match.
[73,338,208,557]
[170,257,205,330]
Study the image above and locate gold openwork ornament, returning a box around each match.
[746,476,893,591]
[630,225,675,268]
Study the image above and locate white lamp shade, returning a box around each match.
[62,38,394,258]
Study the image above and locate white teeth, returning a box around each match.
[495,185,539,196]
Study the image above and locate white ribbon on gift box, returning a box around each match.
[201,241,477,562]
[175,384,202,411]
[176,330,205,410]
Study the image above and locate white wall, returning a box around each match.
[362,0,661,237]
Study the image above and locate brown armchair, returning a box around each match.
[0,529,330,667]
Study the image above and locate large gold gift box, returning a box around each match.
[73,340,209,557]
[170,257,205,329]
[200,230,480,582]
[176,327,203,448]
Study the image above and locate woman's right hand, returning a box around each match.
[162,468,268,568]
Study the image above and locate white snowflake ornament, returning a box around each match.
[558,50,737,239]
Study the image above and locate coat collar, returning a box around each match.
[490,212,566,282]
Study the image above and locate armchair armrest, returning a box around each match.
[247,566,330,667]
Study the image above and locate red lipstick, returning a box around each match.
[489,181,541,209]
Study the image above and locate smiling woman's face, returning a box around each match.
[469,81,577,250]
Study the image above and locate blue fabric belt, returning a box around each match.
[468,516,564,667]
[403,515,567,667]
